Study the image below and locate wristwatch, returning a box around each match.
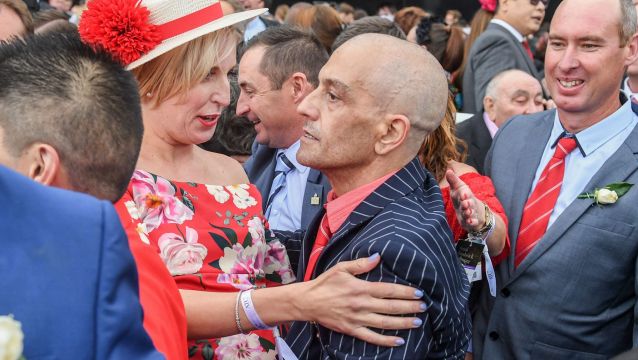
[469,202,495,239]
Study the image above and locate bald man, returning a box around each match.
[457,69,545,174]
[286,34,471,359]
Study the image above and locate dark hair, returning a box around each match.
[332,16,405,51]
[200,70,255,157]
[244,25,329,88]
[416,18,465,73]
[0,32,143,201]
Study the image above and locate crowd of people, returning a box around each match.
[0,0,637,359]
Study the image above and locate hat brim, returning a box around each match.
[127,8,267,70]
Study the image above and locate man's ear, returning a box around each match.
[289,72,312,104]
[375,114,410,155]
[484,96,497,121]
[24,143,61,186]
[624,33,638,66]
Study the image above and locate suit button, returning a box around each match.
[501,288,510,298]
[489,331,499,341]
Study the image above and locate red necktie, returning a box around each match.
[522,39,534,60]
[304,214,332,281]
[515,137,578,267]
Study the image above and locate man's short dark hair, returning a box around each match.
[332,16,406,51]
[243,25,329,88]
[0,32,143,202]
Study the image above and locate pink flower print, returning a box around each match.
[264,240,296,284]
[215,334,276,360]
[130,170,194,232]
[216,274,254,290]
[219,243,266,278]
[158,227,208,276]
[246,217,266,245]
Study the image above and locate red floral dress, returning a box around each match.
[440,172,510,265]
[116,170,295,360]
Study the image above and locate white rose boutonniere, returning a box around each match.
[0,315,24,360]
[578,182,633,206]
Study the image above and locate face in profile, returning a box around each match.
[296,46,380,172]
[49,0,73,12]
[501,0,546,36]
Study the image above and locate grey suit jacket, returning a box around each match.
[244,142,331,231]
[462,22,542,113]
[473,109,638,359]
[456,112,492,174]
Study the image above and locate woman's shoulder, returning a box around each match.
[199,150,249,184]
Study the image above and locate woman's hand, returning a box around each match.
[297,254,426,347]
[446,168,486,233]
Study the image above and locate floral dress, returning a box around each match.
[116,170,295,360]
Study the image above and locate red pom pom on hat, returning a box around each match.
[79,0,161,66]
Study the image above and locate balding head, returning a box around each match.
[334,34,448,142]
[296,33,449,194]
[483,69,544,127]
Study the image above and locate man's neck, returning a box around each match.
[325,157,409,196]
[557,98,622,133]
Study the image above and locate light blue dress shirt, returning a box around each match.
[530,100,637,229]
[267,140,310,231]
[244,17,266,42]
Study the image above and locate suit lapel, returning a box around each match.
[508,120,638,283]
[505,112,554,274]
[326,159,427,249]
[471,114,493,167]
[300,169,329,230]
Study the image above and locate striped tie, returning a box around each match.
[515,137,578,267]
[304,214,331,281]
[265,153,295,218]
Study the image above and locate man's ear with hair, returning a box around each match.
[22,143,62,187]
[288,72,313,104]
[374,114,410,155]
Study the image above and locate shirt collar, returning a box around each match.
[276,140,309,175]
[551,100,636,157]
[491,19,524,42]
[623,77,638,100]
[483,112,499,138]
[325,171,396,234]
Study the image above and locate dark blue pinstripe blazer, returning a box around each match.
[286,158,471,359]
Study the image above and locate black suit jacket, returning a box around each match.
[244,142,331,231]
[456,113,492,174]
[286,158,471,359]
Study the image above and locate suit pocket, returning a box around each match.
[531,341,606,360]
[575,213,635,238]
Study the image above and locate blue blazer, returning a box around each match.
[286,158,471,359]
[244,142,331,230]
[0,166,161,360]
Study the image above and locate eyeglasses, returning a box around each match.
[530,0,549,6]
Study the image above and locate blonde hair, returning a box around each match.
[419,93,467,182]
[131,26,240,107]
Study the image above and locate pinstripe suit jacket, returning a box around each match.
[286,158,471,359]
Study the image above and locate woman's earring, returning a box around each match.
[146,92,152,97]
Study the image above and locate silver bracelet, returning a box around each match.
[235,290,247,334]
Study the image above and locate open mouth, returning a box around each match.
[197,114,218,127]
[558,79,584,89]
[303,130,318,141]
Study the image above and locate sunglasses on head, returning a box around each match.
[530,0,549,6]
